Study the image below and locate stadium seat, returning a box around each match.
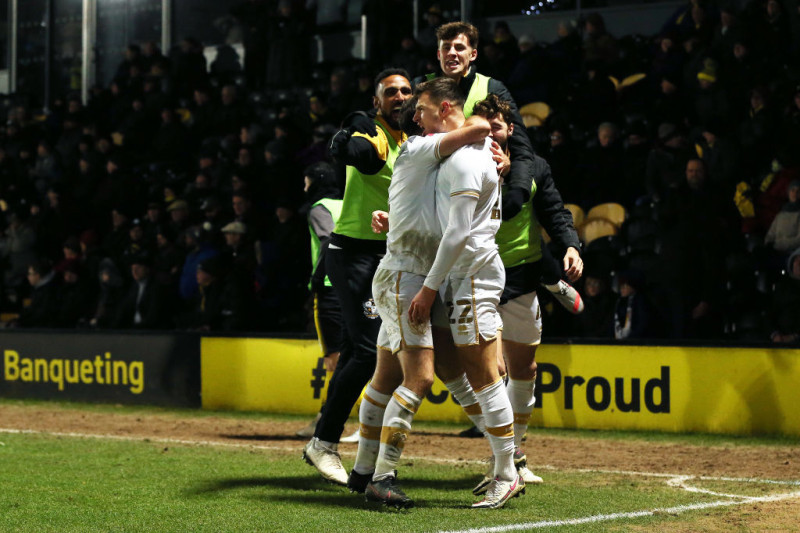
[579,217,619,245]
[519,102,550,128]
[564,203,585,227]
[587,203,626,227]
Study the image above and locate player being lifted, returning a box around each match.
[407,78,524,509]
[347,83,493,508]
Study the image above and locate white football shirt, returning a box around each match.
[434,137,501,278]
[379,133,445,275]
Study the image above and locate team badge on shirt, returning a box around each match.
[363,298,379,319]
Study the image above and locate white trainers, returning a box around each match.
[548,280,584,314]
[514,449,543,484]
[296,412,321,438]
[339,428,360,443]
[302,438,348,486]
[471,473,525,509]
[472,456,494,495]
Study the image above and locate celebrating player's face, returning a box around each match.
[487,115,513,147]
[375,75,413,130]
[437,34,477,79]
[413,93,442,135]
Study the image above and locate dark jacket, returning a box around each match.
[114,277,168,329]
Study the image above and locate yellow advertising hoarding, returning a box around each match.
[201,338,800,437]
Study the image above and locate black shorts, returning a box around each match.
[501,260,543,304]
[314,286,343,355]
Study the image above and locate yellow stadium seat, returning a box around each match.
[579,217,619,245]
[564,203,585,228]
[620,73,646,89]
[608,76,620,90]
[586,202,626,228]
[519,102,550,128]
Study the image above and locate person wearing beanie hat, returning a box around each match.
[175,254,246,331]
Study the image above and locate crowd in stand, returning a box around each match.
[0,0,798,343]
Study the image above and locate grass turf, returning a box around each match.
[2,429,790,533]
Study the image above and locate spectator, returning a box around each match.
[89,257,125,328]
[646,123,691,201]
[1,211,38,304]
[613,270,651,340]
[765,180,800,255]
[768,248,800,343]
[582,12,619,69]
[575,271,615,338]
[176,256,248,331]
[55,260,93,327]
[178,226,219,300]
[15,259,60,328]
[114,253,168,329]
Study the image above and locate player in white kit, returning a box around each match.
[348,87,492,508]
[408,81,524,509]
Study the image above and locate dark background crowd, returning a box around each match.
[0,0,799,344]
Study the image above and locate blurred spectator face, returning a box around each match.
[276,206,293,224]
[232,195,249,216]
[550,130,564,147]
[557,21,570,38]
[698,78,713,90]
[198,155,214,169]
[47,189,59,207]
[483,43,501,62]
[627,133,647,146]
[750,90,765,111]
[129,225,144,242]
[357,75,371,92]
[701,131,717,144]
[792,256,800,279]
[195,174,210,189]
[131,263,149,282]
[143,41,157,57]
[401,36,416,51]
[238,148,252,166]
[598,125,617,148]
[194,90,210,106]
[132,99,144,112]
[585,276,605,297]
[691,5,705,25]
[686,159,706,189]
[146,207,161,222]
[438,34,477,79]
[733,42,747,60]
[156,234,168,248]
[661,80,678,94]
[330,72,345,94]
[789,185,799,203]
[63,270,79,284]
[63,247,80,260]
[660,36,674,53]
[619,282,634,298]
[309,97,326,116]
[171,207,188,223]
[488,115,513,147]
[112,210,127,228]
[26,266,41,286]
[37,144,48,157]
[720,10,734,28]
[196,268,214,287]
[224,232,242,248]
[494,24,511,41]
[240,126,251,145]
[161,109,174,123]
[68,100,81,114]
[106,160,118,174]
[375,74,412,130]
[96,137,111,153]
[767,0,781,18]
[231,175,245,192]
[221,86,237,106]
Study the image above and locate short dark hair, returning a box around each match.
[373,68,410,91]
[435,22,479,48]
[414,77,465,108]
[399,97,422,136]
[472,94,512,124]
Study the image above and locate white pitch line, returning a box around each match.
[438,490,800,533]
[2,426,799,491]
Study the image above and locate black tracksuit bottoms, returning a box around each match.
[314,243,382,443]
